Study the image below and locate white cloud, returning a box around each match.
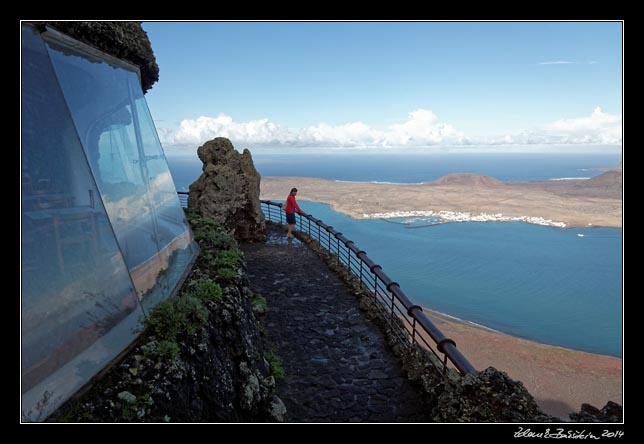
[544,106,621,144]
[161,109,466,149]
[169,114,295,145]
[384,109,466,146]
[479,107,621,146]
[159,107,621,150]
[538,60,575,65]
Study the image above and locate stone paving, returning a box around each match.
[241,225,429,422]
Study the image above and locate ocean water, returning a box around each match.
[167,152,622,190]
[167,151,623,357]
[296,202,622,358]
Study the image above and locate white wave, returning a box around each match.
[548,177,592,181]
[427,310,503,334]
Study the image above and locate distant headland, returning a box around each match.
[260,168,622,228]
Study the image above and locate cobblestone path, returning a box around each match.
[242,225,429,422]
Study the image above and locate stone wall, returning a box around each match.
[188,138,266,242]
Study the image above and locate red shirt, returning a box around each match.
[285,194,302,214]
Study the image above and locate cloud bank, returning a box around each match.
[160,107,621,150]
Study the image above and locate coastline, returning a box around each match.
[261,170,623,421]
[422,307,622,419]
[259,173,623,419]
[260,173,622,228]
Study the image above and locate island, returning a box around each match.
[259,168,623,418]
[260,168,622,228]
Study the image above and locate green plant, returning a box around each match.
[143,299,186,342]
[214,248,242,268]
[216,267,237,281]
[121,393,153,421]
[196,229,238,251]
[188,212,239,251]
[251,294,267,313]
[141,339,180,361]
[212,248,242,281]
[265,352,285,381]
[175,296,210,335]
[189,279,223,304]
[142,294,209,343]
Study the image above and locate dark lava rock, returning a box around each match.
[33,21,159,92]
[189,138,266,242]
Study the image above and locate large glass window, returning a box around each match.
[21,25,143,422]
[131,84,199,308]
[21,24,197,421]
[44,34,197,308]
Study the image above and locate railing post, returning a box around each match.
[359,259,364,289]
[411,318,417,346]
[373,274,378,299]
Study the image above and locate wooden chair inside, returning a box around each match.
[53,211,98,273]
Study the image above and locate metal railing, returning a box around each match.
[260,199,475,375]
[178,191,189,208]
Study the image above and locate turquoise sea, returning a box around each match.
[168,151,623,357]
[298,201,622,358]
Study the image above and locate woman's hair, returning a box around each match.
[290,188,298,193]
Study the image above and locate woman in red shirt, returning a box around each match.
[285,187,306,239]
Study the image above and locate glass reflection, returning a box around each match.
[45,38,197,308]
[21,25,142,421]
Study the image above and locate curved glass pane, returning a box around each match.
[45,42,162,280]
[44,36,198,311]
[21,25,142,422]
[131,86,198,307]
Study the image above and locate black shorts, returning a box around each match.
[286,213,296,224]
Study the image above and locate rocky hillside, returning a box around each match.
[517,169,623,200]
[431,173,504,188]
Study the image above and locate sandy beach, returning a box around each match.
[260,170,623,419]
[260,170,622,228]
[423,309,622,419]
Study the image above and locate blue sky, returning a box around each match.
[141,21,622,153]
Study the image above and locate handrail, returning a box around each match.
[178,191,189,208]
[259,199,475,375]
